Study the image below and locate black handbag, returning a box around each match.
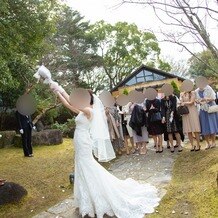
[177,106,189,115]
[150,112,162,122]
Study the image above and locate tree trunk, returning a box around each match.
[33,104,61,125]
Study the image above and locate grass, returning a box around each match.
[148,145,218,218]
[1,139,217,218]
[0,138,74,218]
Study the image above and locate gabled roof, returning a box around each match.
[111,64,185,92]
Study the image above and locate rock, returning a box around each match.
[0,182,27,205]
[0,131,16,148]
[172,210,176,214]
[35,121,44,131]
[184,212,189,215]
[14,129,63,147]
[32,129,63,146]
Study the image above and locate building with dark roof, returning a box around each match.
[111,64,185,96]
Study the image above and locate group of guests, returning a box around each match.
[105,84,218,155]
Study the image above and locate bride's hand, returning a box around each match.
[50,81,59,92]
[50,81,65,94]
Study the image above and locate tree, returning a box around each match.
[41,6,102,90]
[188,50,218,81]
[89,21,170,89]
[171,80,180,96]
[0,0,57,105]
[121,0,218,74]
[0,0,58,129]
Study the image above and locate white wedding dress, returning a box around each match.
[73,111,160,218]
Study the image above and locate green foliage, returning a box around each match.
[188,50,218,80]
[0,0,58,116]
[89,21,168,89]
[52,118,75,137]
[0,0,57,91]
[123,88,129,95]
[158,59,172,72]
[43,5,102,89]
[171,81,180,96]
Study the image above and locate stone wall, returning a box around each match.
[0,130,63,148]
[0,131,16,148]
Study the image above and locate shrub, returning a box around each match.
[51,118,75,138]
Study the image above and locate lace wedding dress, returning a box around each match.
[73,111,160,218]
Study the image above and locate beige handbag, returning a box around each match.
[208,105,218,113]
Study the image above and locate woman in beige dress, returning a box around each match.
[180,91,201,151]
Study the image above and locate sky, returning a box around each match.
[65,0,217,62]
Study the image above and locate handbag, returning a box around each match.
[208,105,218,113]
[177,105,189,115]
[150,112,162,122]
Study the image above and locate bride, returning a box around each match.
[51,84,160,218]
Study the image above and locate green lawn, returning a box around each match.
[148,146,218,218]
[0,138,74,218]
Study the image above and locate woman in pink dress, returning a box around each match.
[180,91,201,151]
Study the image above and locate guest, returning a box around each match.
[16,111,34,157]
[105,106,124,155]
[122,102,135,152]
[146,98,164,153]
[129,104,148,155]
[180,91,201,151]
[162,94,184,147]
[195,85,218,149]
[161,95,182,153]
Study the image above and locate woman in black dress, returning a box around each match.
[161,95,182,153]
[146,98,164,153]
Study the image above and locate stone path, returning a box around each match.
[33,142,180,218]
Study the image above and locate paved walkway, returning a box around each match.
[34,142,180,218]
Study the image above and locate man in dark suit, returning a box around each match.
[16,111,34,157]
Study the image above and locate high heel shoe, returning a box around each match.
[195,145,201,151]
[205,145,211,150]
[210,144,216,149]
[158,145,163,153]
[190,146,196,152]
[170,147,174,153]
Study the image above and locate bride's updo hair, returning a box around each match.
[87,89,94,105]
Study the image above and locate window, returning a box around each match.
[124,69,167,86]
[136,76,145,83]
[145,75,154,81]
[136,71,144,77]
[153,73,165,81]
[125,77,137,86]
[143,70,153,76]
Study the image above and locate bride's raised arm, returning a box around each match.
[56,91,92,119]
[56,91,80,114]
